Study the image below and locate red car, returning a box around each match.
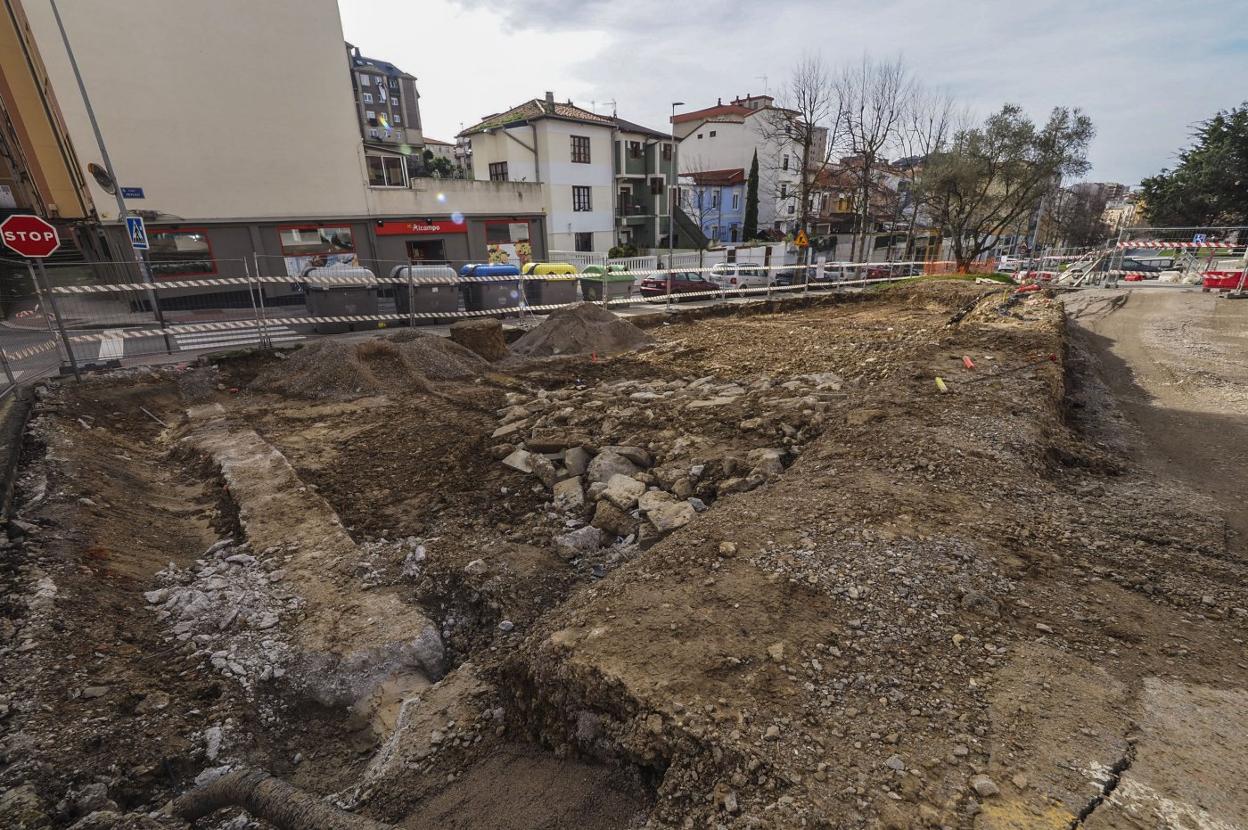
[638,271,720,299]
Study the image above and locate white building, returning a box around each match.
[15,0,549,271]
[461,93,618,253]
[673,95,805,233]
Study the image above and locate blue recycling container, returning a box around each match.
[459,263,523,314]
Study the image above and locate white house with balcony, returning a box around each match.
[460,93,619,253]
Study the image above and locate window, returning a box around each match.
[571,135,591,163]
[780,183,788,197]
[662,143,672,161]
[362,92,374,104]
[279,226,354,256]
[572,185,592,211]
[148,230,215,277]
[357,72,370,87]
[788,204,795,214]
[649,176,663,195]
[709,130,717,137]
[628,141,642,159]
[732,193,740,210]
[366,110,377,123]
[369,128,379,138]
[367,155,407,187]
[488,161,508,181]
[389,78,398,89]
[711,225,719,240]
[711,190,720,209]
[697,133,703,139]
[394,129,403,141]
[574,231,594,252]
[392,112,401,124]
[782,154,789,170]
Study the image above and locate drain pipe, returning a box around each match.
[170,768,393,830]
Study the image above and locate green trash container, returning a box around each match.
[303,266,379,334]
[580,264,635,306]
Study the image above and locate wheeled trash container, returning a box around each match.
[303,266,379,334]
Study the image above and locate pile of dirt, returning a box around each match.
[510,303,652,358]
[250,335,485,399]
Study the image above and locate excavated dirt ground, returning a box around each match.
[1,284,1246,830]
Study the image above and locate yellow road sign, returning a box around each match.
[794,229,809,248]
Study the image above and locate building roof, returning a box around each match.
[460,97,614,136]
[346,43,413,79]
[612,116,671,140]
[684,168,746,186]
[423,137,453,146]
[672,104,753,125]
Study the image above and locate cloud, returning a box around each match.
[342,0,1248,181]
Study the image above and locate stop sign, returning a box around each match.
[0,214,61,258]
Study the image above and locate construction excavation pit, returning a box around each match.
[2,283,1247,829]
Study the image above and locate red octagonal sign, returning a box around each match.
[0,214,61,258]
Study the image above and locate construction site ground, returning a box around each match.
[1,282,1246,829]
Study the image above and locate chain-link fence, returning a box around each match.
[1,251,1010,392]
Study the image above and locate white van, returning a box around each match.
[708,263,770,293]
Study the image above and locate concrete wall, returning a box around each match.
[24,0,370,222]
[365,178,545,218]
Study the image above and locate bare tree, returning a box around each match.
[836,56,914,262]
[895,87,959,263]
[759,55,849,257]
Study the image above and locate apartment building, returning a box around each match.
[673,95,810,234]
[346,43,422,149]
[10,0,546,276]
[461,93,614,253]
[681,169,746,244]
[611,117,677,250]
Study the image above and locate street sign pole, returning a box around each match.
[50,0,171,354]
[33,259,80,381]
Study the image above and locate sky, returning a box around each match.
[337,0,1248,185]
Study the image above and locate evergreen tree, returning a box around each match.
[1141,103,1248,227]
[744,150,760,241]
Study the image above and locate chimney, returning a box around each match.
[545,91,555,107]
[717,97,722,106]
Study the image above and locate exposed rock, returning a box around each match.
[970,774,1000,798]
[646,500,695,534]
[554,526,604,560]
[552,477,585,513]
[529,453,559,489]
[601,474,646,510]
[135,691,171,714]
[463,559,488,576]
[587,450,642,485]
[846,408,886,426]
[591,501,639,538]
[599,445,653,468]
[960,591,1001,618]
[564,447,590,478]
[501,449,534,474]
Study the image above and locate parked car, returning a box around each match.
[1115,257,1165,281]
[771,266,838,289]
[707,263,771,293]
[638,271,720,299]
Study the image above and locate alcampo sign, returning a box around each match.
[376,220,468,236]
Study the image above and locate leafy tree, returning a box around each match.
[921,104,1093,271]
[744,150,760,240]
[1140,103,1248,227]
[1049,188,1110,247]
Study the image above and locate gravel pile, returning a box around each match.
[250,335,484,399]
[147,539,300,694]
[510,303,653,357]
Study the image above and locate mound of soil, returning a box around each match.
[510,303,652,358]
[251,335,485,399]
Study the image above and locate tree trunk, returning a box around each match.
[170,768,393,830]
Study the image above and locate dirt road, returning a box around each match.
[1066,286,1248,547]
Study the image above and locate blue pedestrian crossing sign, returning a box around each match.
[1192,233,1208,244]
[126,215,149,250]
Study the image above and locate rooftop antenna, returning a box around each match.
[756,75,769,96]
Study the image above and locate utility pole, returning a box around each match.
[50,0,172,353]
[667,102,685,308]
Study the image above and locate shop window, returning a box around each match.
[148,230,215,277]
[485,221,532,265]
[279,225,355,256]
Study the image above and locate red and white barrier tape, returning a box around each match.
[4,339,60,362]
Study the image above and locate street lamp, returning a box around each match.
[667,102,684,307]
